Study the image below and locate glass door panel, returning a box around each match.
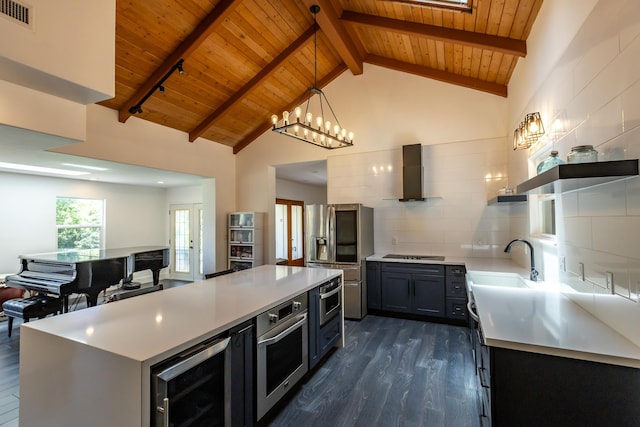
[170,204,203,281]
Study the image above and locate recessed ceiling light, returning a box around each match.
[0,162,90,176]
[62,163,109,171]
[157,181,165,184]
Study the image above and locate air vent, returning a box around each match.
[1,0,32,28]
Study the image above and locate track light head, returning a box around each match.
[128,105,143,114]
[177,62,184,75]
[158,85,165,93]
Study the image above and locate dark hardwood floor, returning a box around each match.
[0,286,479,427]
[266,315,480,427]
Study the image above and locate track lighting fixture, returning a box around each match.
[129,59,185,115]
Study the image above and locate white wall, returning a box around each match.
[237,64,510,263]
[0,0,114,103]
[506,0,640,345]
[327,139,520,257]
[0,172,168,283]
[0,81,87,142]
[276,179,326,205]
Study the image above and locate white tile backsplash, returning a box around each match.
[517,0,640,346]
[329,138,512,256]
[577,180,627,216]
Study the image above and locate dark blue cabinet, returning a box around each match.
[308,287,320,370]
[380,271,412,312]
[229,320,254,427]
[366,261,381,310]
[412,274,445,316]
[380,263,445,317]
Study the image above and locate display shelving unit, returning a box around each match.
[228,212,264,271]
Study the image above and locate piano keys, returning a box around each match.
[5,246,169,312]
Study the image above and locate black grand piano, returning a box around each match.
[5,246,170,312]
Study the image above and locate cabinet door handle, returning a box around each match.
[235,324,254,335]
[158,397,169,427]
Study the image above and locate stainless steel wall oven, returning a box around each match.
[256,293,308,420]
[318,276,342,326]
[150,335,231,427]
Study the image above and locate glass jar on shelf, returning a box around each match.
[567,145,597,164]
[537,150,564,174]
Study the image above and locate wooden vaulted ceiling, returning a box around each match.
[98,0,543,153]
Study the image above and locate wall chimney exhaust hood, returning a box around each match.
[400,144,426,201]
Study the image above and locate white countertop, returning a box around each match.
[472,285,640,368]
[21,265,341,364]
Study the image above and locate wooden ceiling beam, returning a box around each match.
[366,54,508,97]
[233,64,348,154]
[189,25,318,143]
[342,10,527,58]
[301,0,364,75]
[118,0,239,123]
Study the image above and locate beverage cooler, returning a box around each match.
[151,335,231,427]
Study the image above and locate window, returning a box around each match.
[56,197,105,250]
[529,194,556,240]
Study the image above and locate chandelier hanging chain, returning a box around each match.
[270,4,353,149]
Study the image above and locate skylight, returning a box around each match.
[379,0,473,12]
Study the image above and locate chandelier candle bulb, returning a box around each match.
[271,115,278,126]
[306,112,312,125]
[295,107,301,119]
[282,111,289,125]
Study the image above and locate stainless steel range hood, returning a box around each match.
[400,144,425,201]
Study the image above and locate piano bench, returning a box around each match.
[2,295,62,337]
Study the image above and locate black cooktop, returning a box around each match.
[382,254,445,261]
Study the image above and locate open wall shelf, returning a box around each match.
[487,194,528,205]
[516,160,639,194]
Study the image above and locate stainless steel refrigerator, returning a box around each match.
[305,203,374,319]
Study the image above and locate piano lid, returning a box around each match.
[18,246,169,264]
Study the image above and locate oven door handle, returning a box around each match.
[258,313,307,347]
[320,284,342,300]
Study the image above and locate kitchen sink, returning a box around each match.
[466,271,533,288]
[382,254,445,261]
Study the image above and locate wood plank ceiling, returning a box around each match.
[98,0,543,153]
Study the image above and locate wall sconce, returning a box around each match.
[513,112,545,150]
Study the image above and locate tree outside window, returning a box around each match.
[56,198,105,250]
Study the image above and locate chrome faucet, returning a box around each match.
[504,239,538,281]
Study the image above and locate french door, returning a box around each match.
[275,199,304,266]
[170,204,203,281]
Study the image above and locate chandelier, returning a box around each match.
[270,5,353,149]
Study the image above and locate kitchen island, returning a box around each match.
[18,265,343,427]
